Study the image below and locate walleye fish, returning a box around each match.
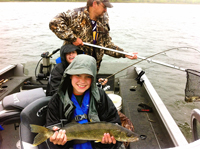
[31,122,139,146]
[185,96,200,102]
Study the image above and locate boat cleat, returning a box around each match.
[130,86,137,91]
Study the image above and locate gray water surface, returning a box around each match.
[1,2,200,142]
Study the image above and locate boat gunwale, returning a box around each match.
[135,67,188,147]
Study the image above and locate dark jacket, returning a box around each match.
[45,55,122,149]
[46,44,82,96]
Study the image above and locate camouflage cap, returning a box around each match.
[100,0,113,8]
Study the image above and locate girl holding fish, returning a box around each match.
[45,55,124,149]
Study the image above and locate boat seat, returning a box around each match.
[20,96,51,149]
[0,105,21,125]
[0,88,45,125]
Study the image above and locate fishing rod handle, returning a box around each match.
[83,42,134,56]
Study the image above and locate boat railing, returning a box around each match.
[135,67,188,147]
[0,65,16,76]
[0,64,24,79]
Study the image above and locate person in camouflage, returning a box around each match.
[49,0,137,72]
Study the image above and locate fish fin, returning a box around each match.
[30,124,52,146]
[95,140,101,143]
[30,124,48,133]
[33,132,49,146]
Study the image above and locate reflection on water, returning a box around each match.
[0,2,200,142]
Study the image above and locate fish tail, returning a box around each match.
[30,124,53,146]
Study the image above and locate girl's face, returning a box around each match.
[71,74,92,95]
[66,51,78,64]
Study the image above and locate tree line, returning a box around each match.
[1,0,200,4]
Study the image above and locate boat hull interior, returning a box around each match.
[0,61,193,149]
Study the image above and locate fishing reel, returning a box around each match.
[96,82,110,91]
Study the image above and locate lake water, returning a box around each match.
[0,2,200,142]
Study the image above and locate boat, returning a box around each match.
[0,49,200,149]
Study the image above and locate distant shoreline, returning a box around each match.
[0,0,200,4]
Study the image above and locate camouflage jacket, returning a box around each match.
[49,7,126,71]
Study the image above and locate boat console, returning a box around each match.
[0,64,32,101]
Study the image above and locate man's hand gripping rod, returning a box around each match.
[83,42,134,56]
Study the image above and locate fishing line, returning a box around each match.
[104,64,155,83]
[145,112,162,149]
[105,47,199,80]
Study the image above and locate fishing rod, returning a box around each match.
[137,55,185,71]
[83,42,189,72]
[83,42,134,56]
